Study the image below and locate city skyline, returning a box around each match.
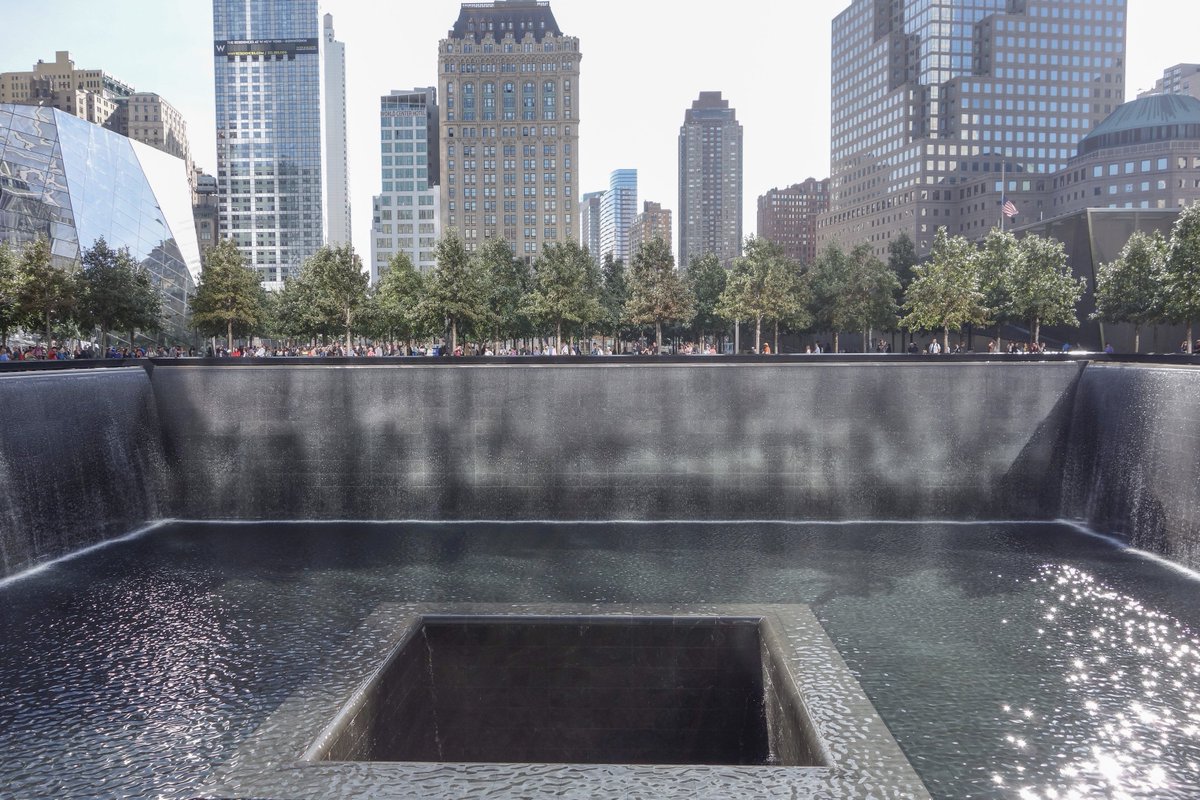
[0,0,1192,265]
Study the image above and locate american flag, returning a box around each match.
[1002,198,1019,218]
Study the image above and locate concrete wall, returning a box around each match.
[150,361,1083,523]
[0,368,168,577]
[1063,364,1200,572]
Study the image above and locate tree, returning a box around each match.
[809,243,857,352]
[686,252,728,347]
[190,238,268,350]
[124,264,162,348]
[888,233,918,297]
[369,251,425,346]
[1093,230,1168,353]
[0,241,23,347]
[599,253,629,348]
[76,238,139,350]
[1165,202,1200,354]
[16,237,77,344]
[901,227,987,352]
[1009,233,1086,345]
[842,243,899,351]
[715,237,803,353]
[476,237,530,350]
[976,228,1021,348]
[625,237,695,353]
[300,244,370,351]
[524,239,601,350]
[417,232,486,352]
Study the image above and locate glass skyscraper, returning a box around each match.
[370,88,440,283]
[213,0,325,289]
[820,0,1127,257]
[599,168,636,265]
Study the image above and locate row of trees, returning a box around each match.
[1094,203,1200,353]
[0,237,161,350]
[188,224,1088,356]
[5,202,1197,355]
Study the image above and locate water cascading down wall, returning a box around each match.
[1,360,1197,580]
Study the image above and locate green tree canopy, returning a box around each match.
[0,241,23,347]
[901,227,987,352]
[888,233,918,297]
[975,227,1020,346]
[477,237,531,347]
[1093,230,1168,353]
[299,244,370,350]
[1164,201,1200,353]
[417,232,487,352]
[686,252,728,343]
[16,236,77,344]
[716,237,805,353]
[842,243,899,350]
[523,239,601,349]
[599,252,629,345]
[77,238,143,349]
[368,251,426,345]
[625,237,695,352]
[1009,232,1086,345]
[190,238,268,349]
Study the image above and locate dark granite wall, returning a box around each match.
[149,362,1083,523]
[1062,364,1200,573]
[0,368,168,578]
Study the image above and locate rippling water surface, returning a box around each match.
[0,521,1198,799]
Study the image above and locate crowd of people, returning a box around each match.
[3,337,1199,362]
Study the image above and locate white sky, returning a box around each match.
[3,0,1195,260]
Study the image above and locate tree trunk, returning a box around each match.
[1134,325,1140,355]
[655,320,662,354]
[450,318,457,353]
[1188,321,1194,355]
[734,321,740,354]
[345,306,353,352]
[754,315,762,354]
[774,320,780,355]
[1033,317,1041,348]
[227,319,234,353]
[833,331,840,353]
[45,309,52,344]
[556,319,563,352]
[943,326,950,354]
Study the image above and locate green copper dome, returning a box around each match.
[1080,94,1200,154]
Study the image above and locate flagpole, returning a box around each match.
[1000,159,1005,232]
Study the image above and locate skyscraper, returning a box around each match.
[370,88,440,283]
[213,0,325,288]
[599,168,636,265]
[629,201,673,258]
[820,0,1127,257]
[580,190,603,262]
[1139,64,1200,101]
[438,0,582,261]
[323,13,351,247]
[758,179,829,265]
[678,91,742,269]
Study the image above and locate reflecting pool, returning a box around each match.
[0,521,1197,799]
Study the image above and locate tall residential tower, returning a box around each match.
[323,13,351,246]
[370,87,440,282]
[678,91,742,268]
[819,0,1127,257]
[213,0,326,288]
[438,0,582,261]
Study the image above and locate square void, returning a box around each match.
[314,616,827,767]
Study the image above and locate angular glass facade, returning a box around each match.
[213,0,323,289]
[0,103,201,337]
